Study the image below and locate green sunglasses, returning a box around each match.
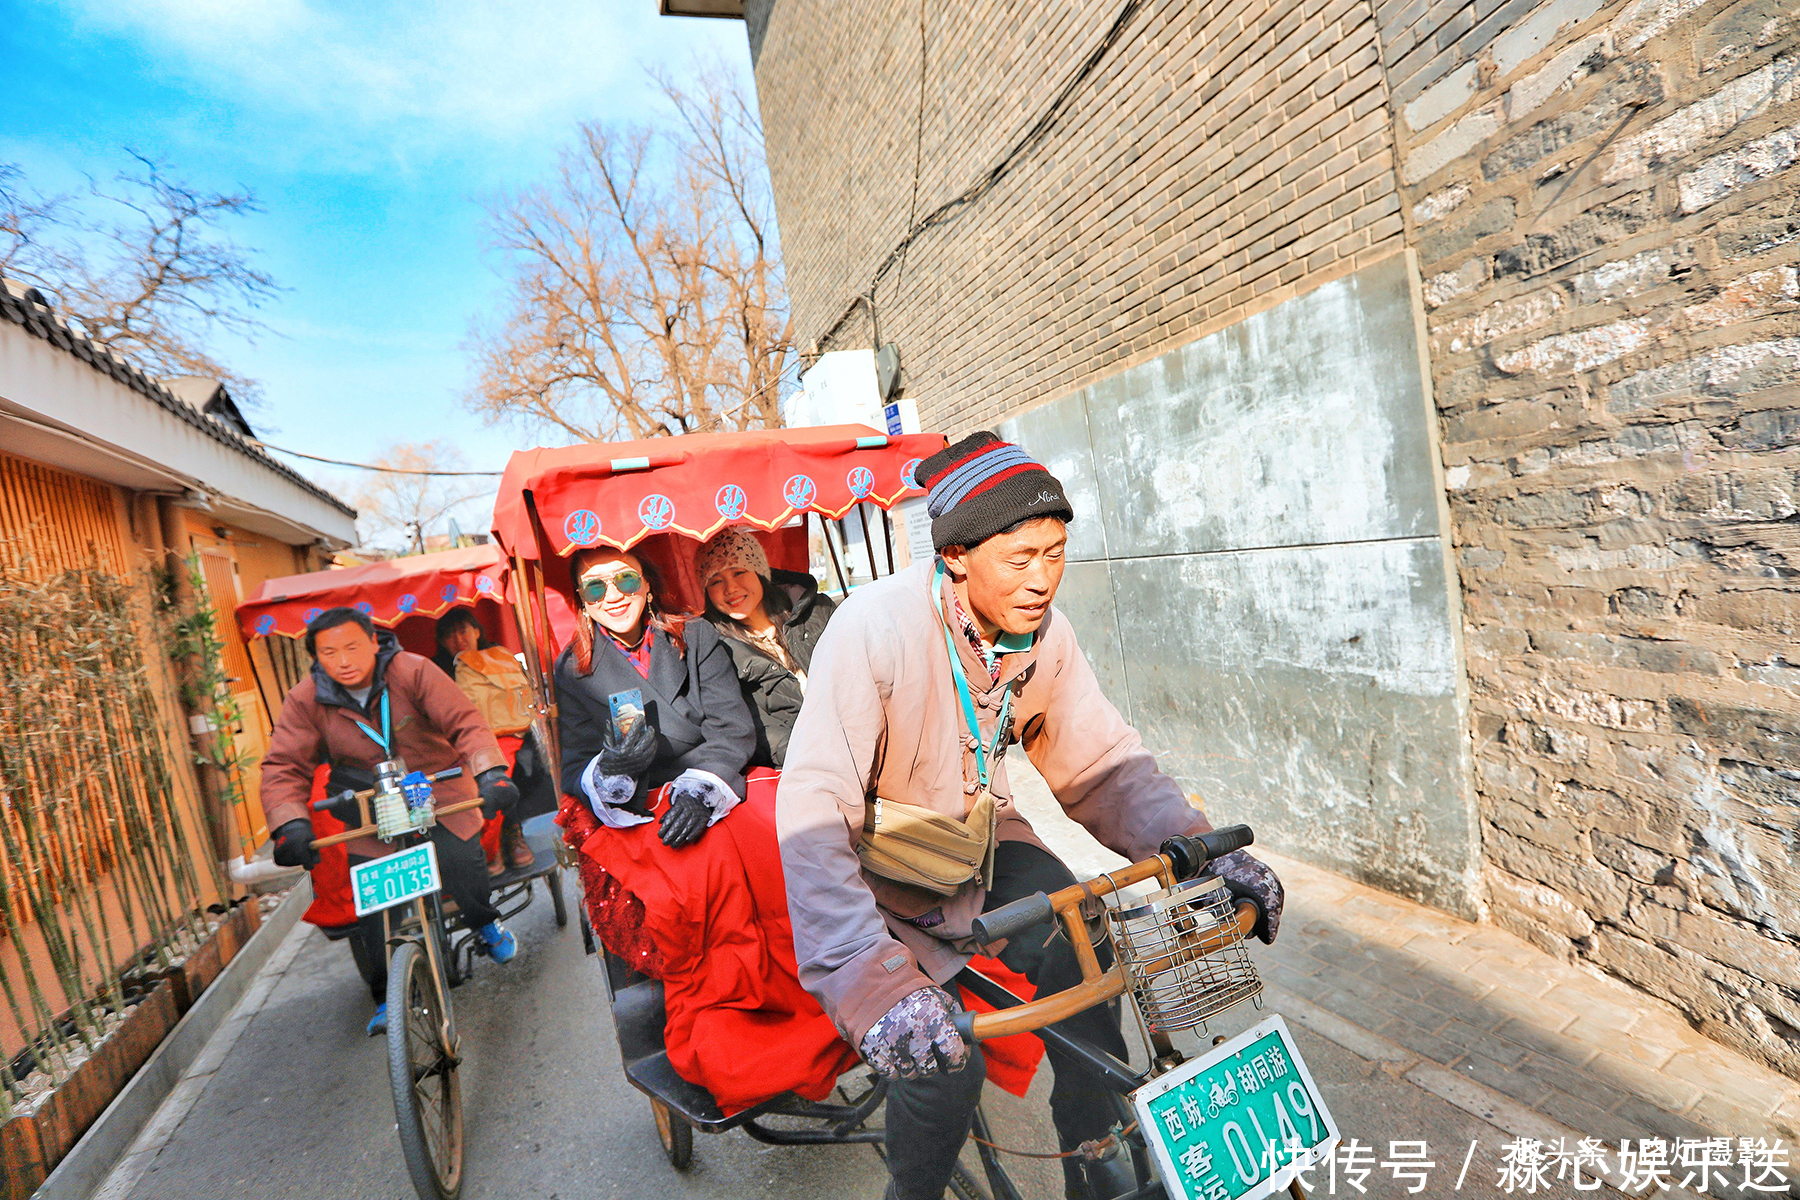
[579,570,644,603]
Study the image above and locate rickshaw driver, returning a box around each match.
[262,606,523,1036]
[777,433,1287,1200]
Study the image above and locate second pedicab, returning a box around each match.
[237,543,570,1200]
[489,427,1337,1200]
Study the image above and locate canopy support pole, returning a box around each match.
[819,514,851,596]
[880,508,897,574]
[857,503,882,579]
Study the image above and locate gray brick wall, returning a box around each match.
[1398,0,1800,1077]
[752,0,1406,433]
[747,0,1800,1079]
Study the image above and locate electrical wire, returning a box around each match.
[812,0,1147,354]
[259,443,504,476]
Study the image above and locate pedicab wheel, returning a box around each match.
[387,941,464,1200]
[550,866,568,929]
[649,1097,693,1169]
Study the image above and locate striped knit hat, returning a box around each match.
[915,431,1074,550]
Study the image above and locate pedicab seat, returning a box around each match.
[607,970,802,1132]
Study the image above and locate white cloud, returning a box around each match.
[56,0,748,158]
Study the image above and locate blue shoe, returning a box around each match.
[476,921,518,964]
[366,1003,387,1037]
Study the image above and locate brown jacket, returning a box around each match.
[775,560,1212,1048]
[262,638,506,859]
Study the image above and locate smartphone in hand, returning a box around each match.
[608,688,645,736]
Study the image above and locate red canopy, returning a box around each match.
[489,425,942,562]
[236,544,511,643]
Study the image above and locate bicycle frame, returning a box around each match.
[314,779,484,1053]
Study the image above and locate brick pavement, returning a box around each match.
[1008,755,1800,1186]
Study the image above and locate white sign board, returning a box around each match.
[787,349,882,429]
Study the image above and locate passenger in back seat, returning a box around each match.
[696,526,837,769]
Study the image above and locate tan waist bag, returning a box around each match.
[856,790,998,896]
[455,647,536,736]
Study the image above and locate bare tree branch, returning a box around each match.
[466,65,793,442]
[350,441,496,555]
[0,153,278,404]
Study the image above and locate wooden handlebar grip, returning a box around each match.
[963,901,1260,1041]
[312,796,490,849]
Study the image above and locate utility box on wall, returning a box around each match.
[1002,253,1481,917]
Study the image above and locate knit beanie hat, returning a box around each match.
[695,526,771,588]
[914,431,1075,550]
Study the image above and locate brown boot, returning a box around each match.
[502,821,535,871]
[486,839,506,877]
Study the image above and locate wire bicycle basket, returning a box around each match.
[1106,875,1262,1034]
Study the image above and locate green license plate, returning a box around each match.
[1132,1014,1340,1200]
[350,842,441,917]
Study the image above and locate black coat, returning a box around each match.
[555,618,755,800]
[710,570,837,769]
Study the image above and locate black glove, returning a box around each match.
[271,818,319,870]
[599,718,659,779]
[658,786,711,848]
[1205,849,1284,944]
[476,766,520,819]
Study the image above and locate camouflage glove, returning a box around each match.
[859,986,970,1080]
[1206,849,1284,944]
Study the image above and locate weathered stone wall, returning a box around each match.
[1396,0,1800,1074]
[752,0,1407,432]
[745,0,1800,1077]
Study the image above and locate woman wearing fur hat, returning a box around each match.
[695,527,838,768]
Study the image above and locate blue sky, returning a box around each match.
[1,0,749,528]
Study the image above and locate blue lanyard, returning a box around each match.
[352,691,390,753]
[932,561,1013,789]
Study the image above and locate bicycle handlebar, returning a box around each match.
[309,766,466,813]
[970,893,1054,944]
[970,825,1255,945]
[310,768,476,849]
[954,825,1261,1042]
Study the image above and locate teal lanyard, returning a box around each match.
[353,691,391,753]
[932,561,1013,789]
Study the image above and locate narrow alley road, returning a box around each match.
[95,797,1778,1200]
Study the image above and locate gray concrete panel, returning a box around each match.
[1081,253,1443,556]
[993,257,1477,916]
[1104,543,1480,916]
[997,389,1109,562]
[1046,560,1131,723]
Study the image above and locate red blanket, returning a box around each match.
[559,769,1044,1113]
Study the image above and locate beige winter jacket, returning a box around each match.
[775,560,1213,1048]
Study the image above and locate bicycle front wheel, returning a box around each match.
[387,939,465,1200]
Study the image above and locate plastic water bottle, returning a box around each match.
[373,787,409,840]
[400,771,435,830]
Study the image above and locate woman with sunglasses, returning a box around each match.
[553,547,755,848]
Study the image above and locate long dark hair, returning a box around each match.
[570,550,687,675]
[704,572,793,653]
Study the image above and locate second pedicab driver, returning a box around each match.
[262,606,523,1036]
[777,433,1287,1200]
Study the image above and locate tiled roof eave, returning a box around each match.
[0,289,358,520]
